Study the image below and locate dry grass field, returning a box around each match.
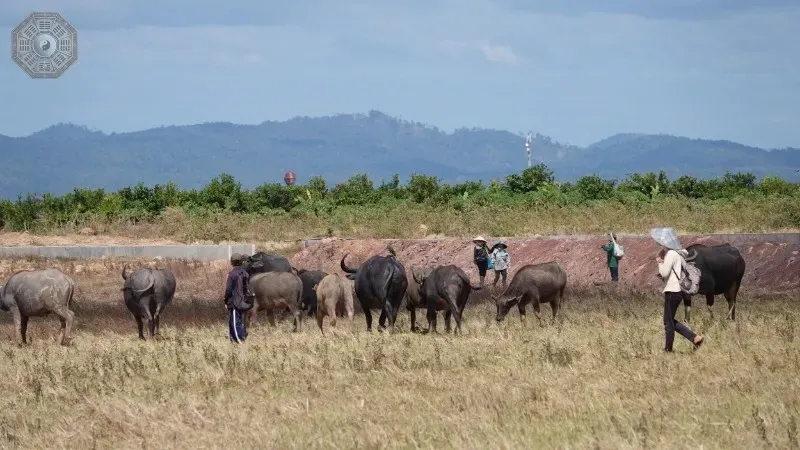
[0,258,798,449]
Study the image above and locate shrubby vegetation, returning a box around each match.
[1,164,798,242]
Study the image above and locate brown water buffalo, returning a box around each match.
[121,265,177,340]
[248,271,304,332]
[682,243,746,322]
[340,253,408,332]
[404,266,434,332]
[313,273,355,333]
[494,261,567,324]
[0,268,76,346]
[417,265,481,334]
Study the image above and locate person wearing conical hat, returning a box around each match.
[472,236,491,287]
[652,227,705,352]
[490,241,510,287]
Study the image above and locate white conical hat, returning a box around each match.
[650,227,681,250]
[472,236,486,243]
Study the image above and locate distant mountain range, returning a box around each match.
[2,110,799,198]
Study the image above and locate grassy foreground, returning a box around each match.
[0,266,798,449]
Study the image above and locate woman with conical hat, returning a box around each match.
[472,236,491,287]
[651,227,705,352]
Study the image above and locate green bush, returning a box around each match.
[0,165,797,234]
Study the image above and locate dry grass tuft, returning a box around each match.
[0,262,797,449]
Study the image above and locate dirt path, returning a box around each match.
[290,235,800,294]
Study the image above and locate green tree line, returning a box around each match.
[1,164,798,232]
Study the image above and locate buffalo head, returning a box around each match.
[492,292,520,322]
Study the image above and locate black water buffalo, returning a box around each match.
[121,265,177,340]
[297,269,328,316]
[248,271,305,332]
[416,265,481,334]
[340,253,408,332]
[682,243,746,322]
[404,266,434,332]
[493,261,567,324]
[243,252,293,274]
[0,268,77,345]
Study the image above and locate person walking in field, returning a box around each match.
[652,228,704,352]
[472,236,491,287]
[223,253,255,343]
[490,241,510,287]
[601,232,622,281]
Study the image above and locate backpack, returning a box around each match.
[671,255,701,295]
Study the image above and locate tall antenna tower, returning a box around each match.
[524,132,533,168]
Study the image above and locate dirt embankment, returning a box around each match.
[290,235,800,294]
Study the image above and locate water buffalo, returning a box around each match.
[243,252,293,274]
[121,265,177,340]
[416,265,481,334]
[313,273,355,332]
[297,269,328,316]
[0,268,76,346]
[248,271,304,332]
[493,261,567,324]
[340,253,408,332]
[404,267,434,332]
[682,243,746,322]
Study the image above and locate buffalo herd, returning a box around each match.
[0,244,747,345]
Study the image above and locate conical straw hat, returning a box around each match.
[649,227,681,250]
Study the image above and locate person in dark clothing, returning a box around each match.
[223,253,255,343]
[472,236,491,287]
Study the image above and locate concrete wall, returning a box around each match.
[0,244,257,261]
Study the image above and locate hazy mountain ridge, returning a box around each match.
[1,110,798,198]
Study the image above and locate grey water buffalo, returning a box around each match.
[121,265,177,340]
[494,261,567,324]
[682,243,746,322]
[248,271,304,332]
[0,268,76,346]
[243,252,293,274]
[297,269,328,316]
[340,253,408,332]
[405,266,434,332]
[313,273,355,332]
[417,265,481,334]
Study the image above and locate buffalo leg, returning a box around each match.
[364,309,374,332]
[426,305,438,334]
[450,302,464,335]
[382,300,396,333]
[517,303,527,322]
[705,293,716,321]
[266,309,276,328]
[683,294,693,323]
[246,308,257,328]
[20,315,29,345]
[52,305,74,346]
[725,282,740,321]
[444,310,452,333]
[292,308,302,333]
[9,305,24,346]
[531,301,544,326]
[409,307,418,332]
[135,315,145,340]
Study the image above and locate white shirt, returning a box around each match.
[658,249,682,293]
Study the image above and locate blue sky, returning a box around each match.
[1,0,798,148]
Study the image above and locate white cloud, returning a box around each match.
[478,43,521,64]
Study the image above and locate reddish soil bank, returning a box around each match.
[291,234,800,295]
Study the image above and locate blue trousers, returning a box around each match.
[609,266,619,281]
[228,308,248,343]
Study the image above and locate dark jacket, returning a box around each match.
[224,266,254,311]
[474,245,490,265]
